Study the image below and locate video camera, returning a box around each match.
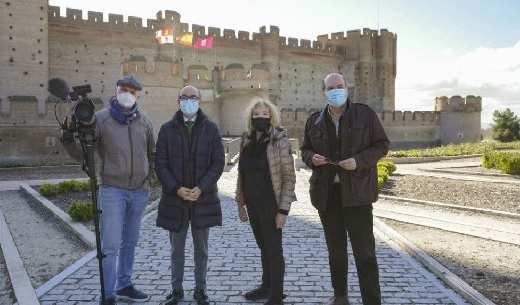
[47,78,96,134]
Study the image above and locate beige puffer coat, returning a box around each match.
[235,127,297,212]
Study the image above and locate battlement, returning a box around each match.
[218,63,270,91]
[319,28,397,41]
[48,6,158,32]
[434,95,482,112]
[47,6,396,57]
[279,37,337,53]
[376,110,440,126]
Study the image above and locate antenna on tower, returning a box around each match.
[377,1,380,32]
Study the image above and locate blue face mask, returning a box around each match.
[326,89,347,107]
[180,99,199,116]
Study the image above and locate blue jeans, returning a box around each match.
[98,185,149,300]
[169,221,209,291]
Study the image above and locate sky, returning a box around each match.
[48,0,520,126]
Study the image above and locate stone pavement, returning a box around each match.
[34,168,472,305]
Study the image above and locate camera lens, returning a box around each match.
[74,100,95,125]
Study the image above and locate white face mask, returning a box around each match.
[117,92,137,108]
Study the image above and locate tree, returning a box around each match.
[492,108,520,142]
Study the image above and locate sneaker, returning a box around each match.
[115,285,150,302]
[99,297,116,305]
[244,286,270,300]
[193,288,210,305]
[165,288,184,305]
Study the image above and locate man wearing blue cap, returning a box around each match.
[62,75,154,305]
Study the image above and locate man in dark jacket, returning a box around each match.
[300,73,390,305]
[155,85,225,305]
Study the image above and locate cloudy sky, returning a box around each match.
[49,0,520,126]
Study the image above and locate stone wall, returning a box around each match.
[0,0,482,162]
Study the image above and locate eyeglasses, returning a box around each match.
[179,95,200,102]
[325,158,339,165]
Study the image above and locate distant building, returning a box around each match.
[0,0,481,162]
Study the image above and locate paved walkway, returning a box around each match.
[32,167,475,305]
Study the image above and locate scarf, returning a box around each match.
[109,98,138,125]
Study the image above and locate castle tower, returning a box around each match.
[1,0,50,114]
[260,26,280,103]
[340,28,396,112]
[218,63,270,135]
[156,10,181,62]
[435,95,482,145]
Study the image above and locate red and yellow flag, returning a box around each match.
[177,33,193,46]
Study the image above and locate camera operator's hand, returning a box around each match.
[63,115,74,132]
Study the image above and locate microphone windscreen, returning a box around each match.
[47,78,70,99]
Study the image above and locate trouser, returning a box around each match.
[246,196,285,302]
[318,184,381,305]
[99,185,149,300]
[169,221,210,290]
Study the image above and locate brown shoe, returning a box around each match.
[326,296,349,305]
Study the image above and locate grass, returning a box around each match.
[387,140,520,158]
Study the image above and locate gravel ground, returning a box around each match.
[0,162,519,305]
[380,172,520,214]
[379,170,520,305]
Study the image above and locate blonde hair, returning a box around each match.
[244,97,281,133]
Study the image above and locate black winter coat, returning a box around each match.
[155,109,225,232]
[300,100,390,210]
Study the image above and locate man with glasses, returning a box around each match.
[300,73,390,305]
[155,85,225,305]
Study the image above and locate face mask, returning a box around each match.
[180,99,199,116]
[326,89,347,107]
[251,117,271,132]
[117,92,137,108]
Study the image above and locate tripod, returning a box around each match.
[78,126,106,303]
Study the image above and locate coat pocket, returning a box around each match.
[351,168,378,203]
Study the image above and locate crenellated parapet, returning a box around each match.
[48,6,155,33]
[377,111,440,127]
[279,37,338,54]
[218,63,270,92]
[434,95,482,112]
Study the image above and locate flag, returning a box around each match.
[194,36,214,49]
[177,33,193,46]
[155,29,174,44]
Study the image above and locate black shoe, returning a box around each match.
[165,288,184,305]
[116,285,150,302]
[99,298,116,305]
[244,286,270,300]
[193,288,210,305]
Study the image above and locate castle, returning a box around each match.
[0,0,482,162]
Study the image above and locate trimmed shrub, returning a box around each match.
[378,161,396,174]
[377,161,396,189]
[39,183,59,197]
[67,200,93,222]
[482,151,520,175]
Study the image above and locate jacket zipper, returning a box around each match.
[128,124,134,188]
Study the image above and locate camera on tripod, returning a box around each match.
[62,84,96,133]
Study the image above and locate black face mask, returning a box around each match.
[251,117,270,132]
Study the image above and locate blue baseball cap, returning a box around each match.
[116,75,142,91]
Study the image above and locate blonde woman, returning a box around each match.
[235,97,297,305]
